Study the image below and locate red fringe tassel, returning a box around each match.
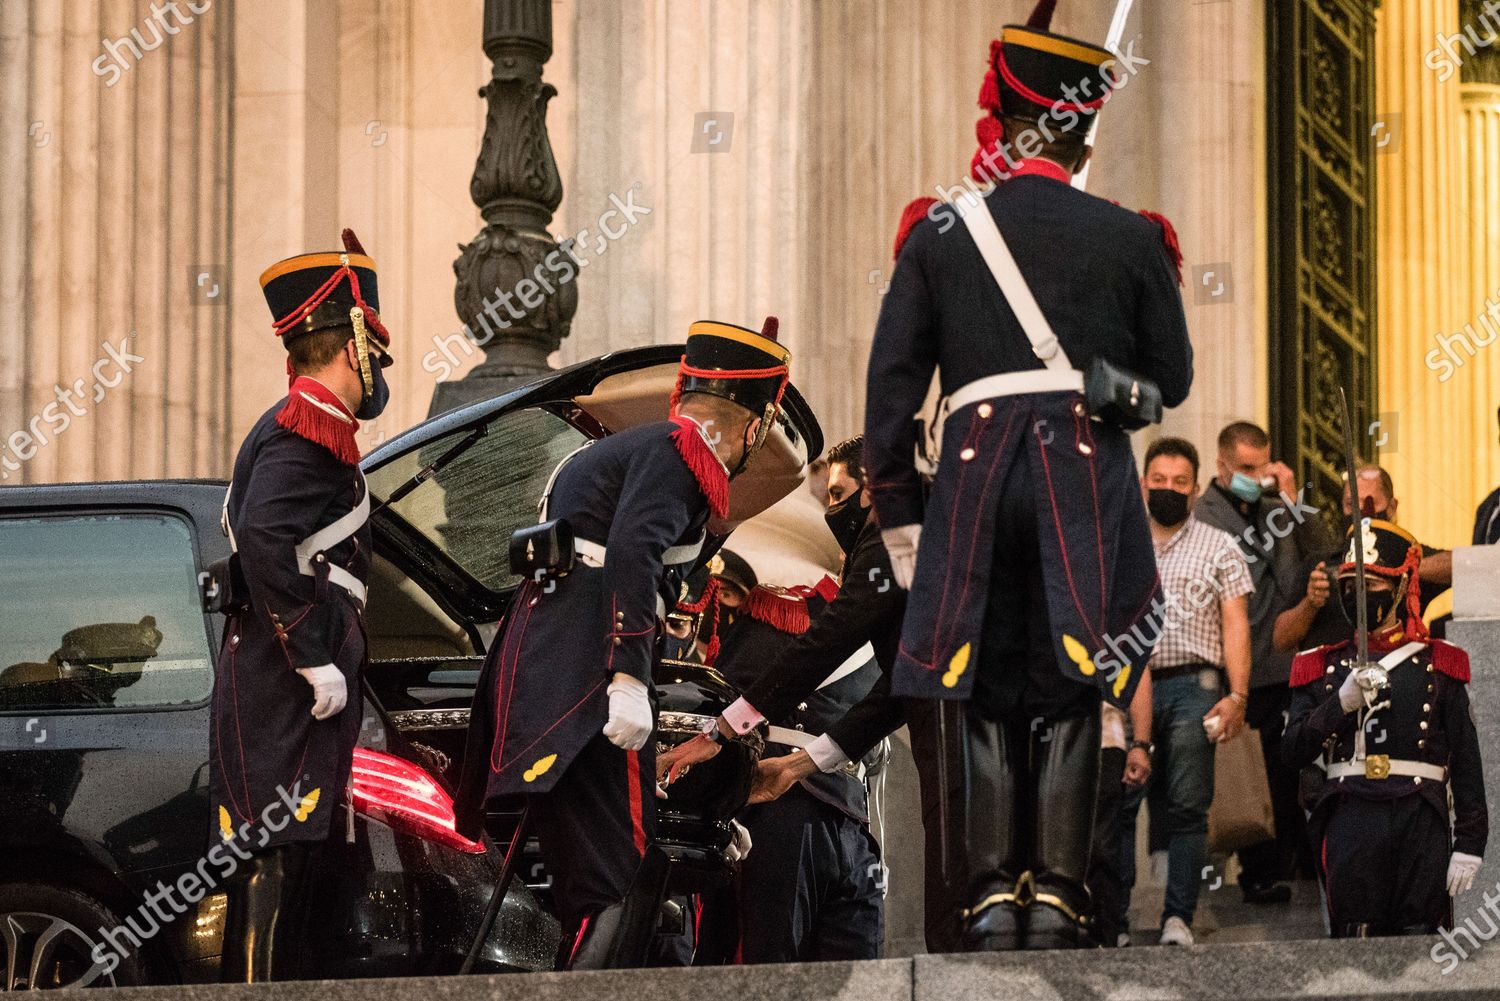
[1137,210,1184,287]
[893,197,940,260]
[1288,646,1334,688]
[742,585,811,635]
[669,416,730,520]
[276,393,361,465]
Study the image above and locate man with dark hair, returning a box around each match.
[1192,420,1331,904]
[456,318,795,970]
[212,230,395,981]
[1117,436,1253,945]
[658,434,905,959]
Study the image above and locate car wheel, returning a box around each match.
[0,884,147,989]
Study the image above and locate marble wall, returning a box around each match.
[0,0,1267,485]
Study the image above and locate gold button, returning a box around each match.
[798,702,808,711]
[230,635,239,646]
[1423,703,1432,713]
[1418,739,1427,749]
[614,637,622,647]
[1078,442,1093,456]
[1326,666,1335,674]
[1073,402,1086,417]
[1414,776,1423,785]
[1419,721,1428,730]
[977,403,993,418]
[960,447,976,462]
[1325,685,1333,692]
[1427,665,1435,673]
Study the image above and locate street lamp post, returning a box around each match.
[430,0,577,417]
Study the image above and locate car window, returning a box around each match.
[366,407,589,593]
[0,512,214,712]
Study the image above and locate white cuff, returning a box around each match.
[722,697,765,736]
[806,734,850,773]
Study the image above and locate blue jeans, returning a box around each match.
[1118,668,1221,927]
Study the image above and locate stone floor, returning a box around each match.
[1124,869,1328,945]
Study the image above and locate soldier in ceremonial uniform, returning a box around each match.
[211,230,394,981]
[690,441,890,962]
[1283,519,1487,937]
[455,319,793,970]
[861,3,1192,949]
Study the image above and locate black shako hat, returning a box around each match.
[259,228,392,351]
[981,18,1119,137]
[672,317,790,419]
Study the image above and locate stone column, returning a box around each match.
[1374,0,1470,546]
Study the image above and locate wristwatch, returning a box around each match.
[1129,739,1154,757]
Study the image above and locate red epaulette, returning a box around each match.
[811,574,839,604]
[1137,210,1184,287]
[742,584,811,635]
[1288,643,1341,688]
[276,377,360,465]
[892,197,939,260]
[668,416,729,520]
[1430,639,1472,683]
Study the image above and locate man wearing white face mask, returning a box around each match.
[1193,421,1332,905]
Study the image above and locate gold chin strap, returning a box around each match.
[350,306,374,399]
[735,402,778,478]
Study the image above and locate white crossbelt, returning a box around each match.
[222,478,371,606]
[1351,640,1426,763]
[575,536,705,570]
[1327,759,1447,783]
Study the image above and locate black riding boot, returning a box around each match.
[561,847,671,970]
[1026,712,1100,949]
[220,843,317,982]
[960,713,1030,952]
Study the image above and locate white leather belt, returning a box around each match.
[293,485,371,607]
[574,536,705,569]
[574,539,673,621]
[1326,759,1446,783]
[945,370,1085,417]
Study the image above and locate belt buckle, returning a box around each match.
[1364,754,1390,780]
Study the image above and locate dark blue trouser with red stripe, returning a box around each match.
[532,732,655,925]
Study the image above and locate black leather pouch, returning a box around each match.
[1084,357,1163,431]
[510,519,576,580]
[202,554,251,615]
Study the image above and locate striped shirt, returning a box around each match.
[1150,514,1255,669]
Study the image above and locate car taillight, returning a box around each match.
[351,747,487,854]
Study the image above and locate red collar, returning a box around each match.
[276,377,361,465]
[1010,158,1073,184]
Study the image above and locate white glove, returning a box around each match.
[296,664,348,720]
[881,524,922,591]
[1337,666,1387,713]
[726,819,753,862]
[603,672,654,751]
[1448,852,1482,897]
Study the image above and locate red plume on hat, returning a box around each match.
[972,1,1057,185]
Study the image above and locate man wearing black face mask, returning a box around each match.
[1283,519,1486,937]
[1116,438,1253,946]
[659,437,905,959]
[211,230,395,981]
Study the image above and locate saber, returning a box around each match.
[1336,386,1370,670]
[1073,0,1136,191]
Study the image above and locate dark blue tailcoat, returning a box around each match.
[210,402,369,847]
[459,421,712,816]
[865,175,1193,711]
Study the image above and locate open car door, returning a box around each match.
[357,346,822,776]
